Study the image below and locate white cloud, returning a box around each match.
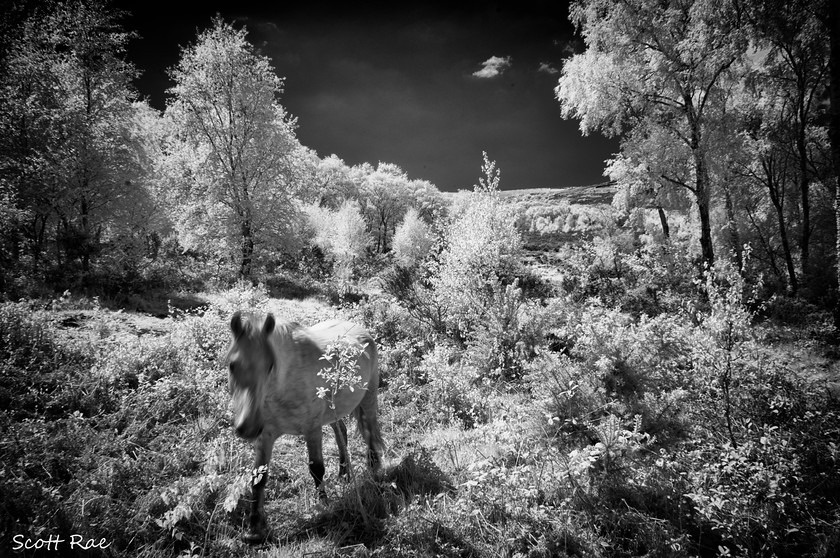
[537,62,559,75]
[472,55,512,78]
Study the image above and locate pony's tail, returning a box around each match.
[357,342,384,471]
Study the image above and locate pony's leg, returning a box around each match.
[358,404,382,472]
[305,431,328,501]
[330,419,349,478]
[243,434,276,544]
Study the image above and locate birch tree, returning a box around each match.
[162,18,303,278]
[556,0,748,265]
[358,162,412,254]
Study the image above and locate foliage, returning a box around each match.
[357,162,413,254]
[0,0,159,289]
[316,335,370,411]
[3,248,840,557]
[380,265,449,340]
[1,2,839,555]
[301,152,360,209]
[556,225,698,316]
[463,281,532,383]
[304,199,371,290]
[432,153,523,343]
[159,17,305,279]
[392,207,435,268]
[557,0,750,265]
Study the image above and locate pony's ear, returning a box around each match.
[230,311,244,338]
[263,313,275,335]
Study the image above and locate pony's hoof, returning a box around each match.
[242,528,268,544]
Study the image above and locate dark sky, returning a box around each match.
[115,1,617,192]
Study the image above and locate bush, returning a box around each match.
[264,271,323,300]
[0,302,109,419]
[304,199,371,291]
[384,344,491,430]
[0,301,63,371]
[557,233,697,316]
[392,207,434,268]
[537,301,695,445]
[431,154,523,342]
[681,421,838,557]
[464,281,529,383]
[380,265,449,340]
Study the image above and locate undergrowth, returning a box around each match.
[1,260,839,557]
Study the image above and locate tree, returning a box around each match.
[735,112,801,291]
[303,199,370,288]
[308,153,359,209]
[407,178,446,224]
[829,0,840,326]
[556,0,748,265]
[746,0,829,279]
[392,207,434,268]
[0,0,155,283]
[735,0,830,291]
[432,153,522,339]
[358,162,412,254]
[606,132,694,240]
[161,17,303,279]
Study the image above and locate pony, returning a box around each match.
[226,311,383,543]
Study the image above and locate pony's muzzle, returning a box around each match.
[233,392,263,440]
[235,421,263,440]
[234,410,263,439]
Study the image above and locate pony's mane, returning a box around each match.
[272,318,300,339]
[236,313,299,337]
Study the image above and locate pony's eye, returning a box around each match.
[229,363,235,373]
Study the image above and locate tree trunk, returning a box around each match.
[797,126,811,279]
[831,1,840,328]
[80,195,90,274]
[775,202,799,294]
[689,111,715,266]
[379,211,390,254]
[698,197,715,266]
[240,218,254,279]
[657,206,670,238]
[724,185,743,270]
[766,170,798,293]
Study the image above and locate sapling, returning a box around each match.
[316,334,369,411]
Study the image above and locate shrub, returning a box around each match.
[263,271,322,300]
[556,232,697,316]
[537,300,695,445]
[380,265,448,340]
[682,427,826,557]
[464,281,529,383]
[0,302,106,419]
[421,345,491,429]
[384,343,491,430]
[392,207,434,268]
[431,153,523,341]
[0,301,62,371]
[304,199,371,290]
[685,262,764,445]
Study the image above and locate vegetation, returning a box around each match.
[1,1,839,557]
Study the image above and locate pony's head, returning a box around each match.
[227,311,276,440]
